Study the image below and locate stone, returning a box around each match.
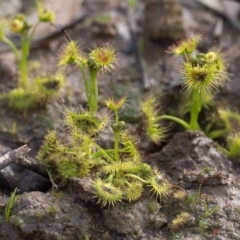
[10,191,91,240]
[143,0,185,41]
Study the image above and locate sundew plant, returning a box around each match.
[0,1,64,111]
[37,38,174,206]
[155,35,240,158]
[160,34,228,131]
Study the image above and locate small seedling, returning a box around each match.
[173,189,187,200]
[5,188,18,222]
[10,215,23,227]
[170,211,190,231]
[36,211,44,218]
[198,219,209,233]
[57,236,65,240]
[148,201,159,214]
[186,183,202,205]
[46,205,58,214]
[204,200,220,218]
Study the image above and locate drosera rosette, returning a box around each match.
[147,169,172,200]
[169,211,191,231]
[0,2,61,112]
[63,106,110,137]
[157,35,229,131]
[7,72,65,112]
[8,88,38,112]
[180,49,228,97]
[93,178,123,207]
[124,180,143,202]
[173,189,187,201]
[90,159,173,206]
[34,73,65,105]
[37,35,182,207]
[37,96,174,206]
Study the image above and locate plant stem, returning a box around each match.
[123,173,147,184]
[159,115,191,130]
[3,37,19,60]
[189,89,202,130]
[19,33,30,88]
[91,142,114,162]
[29,21,40,45]
[207,128,228,139]
[114,110,120,161]
[217,145,229,156]
[92,148,128,158]
[92,149,115,158]
[88,67,99,112]
[114,131,120,161]
[78,65,90,103]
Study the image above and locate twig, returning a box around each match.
[0,145,30,170]
[15,154,49,179]
[0,145,48,179]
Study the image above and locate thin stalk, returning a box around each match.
[29,21,40,45]
[114,110,120,161]
[91,142,114,163]
[86,138,91,157]
[78,64,90,103]
[123,173,148,184]
[107,174,113,183]
[89,67,99,112]
[159,115,191,130]
[189,89,202,130]
[3,37,19,60]
[207,128,228,139]
[92,149,115,158]
[19,33,30,88]
[114,131,120,161]
[217,145,229,156]
[92,148,128,158]
[18,21,40,88]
